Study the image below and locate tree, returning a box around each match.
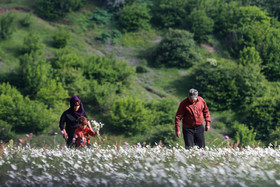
[119,2,151,32]
[153,29,201,68]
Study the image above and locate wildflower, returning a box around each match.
[137,142,141,147]
[124,142,128,146]
[202,152,206,155]
[61,146,64,150]
[26,143,30,147]
[224,136,229,140]
[19,143,22,146]
[26,134,30,138]
[19,139,22,143]
[54,132,58,135]
[75,135,78,139]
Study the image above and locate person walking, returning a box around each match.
[175,88,211,148]
[59,96,93,147]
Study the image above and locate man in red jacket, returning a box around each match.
[175,88,211,148]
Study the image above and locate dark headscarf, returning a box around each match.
[70,96,84,118]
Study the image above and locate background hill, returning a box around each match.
[0,0,280,148]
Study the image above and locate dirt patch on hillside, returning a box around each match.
[201,43,215,53]
[0,7,31,14]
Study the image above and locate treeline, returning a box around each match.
[1,0,280,146]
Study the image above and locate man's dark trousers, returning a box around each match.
[183,125,205,149]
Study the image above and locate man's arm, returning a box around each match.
[202,99,211,131]
[175,101,186,137]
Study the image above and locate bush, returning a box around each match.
[119,2,151,32]
[0,12,15,40]
[0,120,15,142]
[0,83,56,133]
[21,33,44,54]
[151,0,187,28]
[36,79,69,108]
[20,13,32,27]
[89,8,112,25]
[242,96,280,141]
[20,52,51,96]
[231,121,256,146]
[85,56,135,85]
[153,29,201,68]
[108,97,154,136]
[35,0,83,20]
[186,10,214,43]
[136,65,148,73]
[145,124,178,147]
[96,32,111,43]
[52,28,71,48]
[148,97,178,125]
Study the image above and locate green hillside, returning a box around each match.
[1,0,280,148]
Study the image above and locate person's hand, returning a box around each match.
[205,121,210,131]
[96,130,100,135]
[176,130,181,138]
[63,131,68,140]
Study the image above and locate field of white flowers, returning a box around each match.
[0,143,280,187]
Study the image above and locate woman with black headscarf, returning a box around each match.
[59,96,93,146]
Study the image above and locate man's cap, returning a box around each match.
[188,88,198,100]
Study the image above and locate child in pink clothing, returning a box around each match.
[73,116,95,147]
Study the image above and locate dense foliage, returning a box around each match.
[1,0,280,146]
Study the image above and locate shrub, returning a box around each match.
[0,120,15,142]
[36,79,69,108]
[20,12,32,27]
[136,65,148,73]
[85,56,135,85]
[185,10,214,43]
[108,97,154,136]
[231,121,256,146]
[89,8,112,25]
[20,52,50,96]
[0,12,15,40]
[52,28,71,48]
[35,0,83,20]
[119,2,151,32]
[145,124,178,147]
[96,32,111,43]
[21,33,44,54]
[0,83,56,133]
[148,97,178,125]
[153,29,201,68]
[151,0,187,28]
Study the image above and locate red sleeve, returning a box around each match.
[175,99,186,132]
[86,128,95,136]
[202,99,211,122]
[74,129,79,137]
